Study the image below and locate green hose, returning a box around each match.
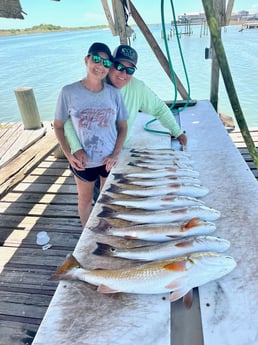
[144,0,191,135]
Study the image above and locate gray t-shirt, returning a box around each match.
[55,81,129,168]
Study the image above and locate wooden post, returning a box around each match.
[202,0,258,169]
[14,87,41,129]
[129,0,189,100]
[112,0,128,44]
[210,0,225,111]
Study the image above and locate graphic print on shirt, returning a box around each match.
[79,107,115,161]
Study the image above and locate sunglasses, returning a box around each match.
[113,61,136,75]
[91,54,113,68]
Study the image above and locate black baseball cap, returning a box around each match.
[88,42,112,60]
[113,45,138,67]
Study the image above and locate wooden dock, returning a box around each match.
[0,108,258,344]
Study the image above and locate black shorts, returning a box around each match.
[70,164,109,182]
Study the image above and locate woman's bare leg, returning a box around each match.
[74,176,94,228]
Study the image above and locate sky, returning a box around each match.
[0,0,257,30]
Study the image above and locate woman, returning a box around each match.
[53,42,128,227]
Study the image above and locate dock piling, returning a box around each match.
[14,87,42,129]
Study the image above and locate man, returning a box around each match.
[64,44,187,170]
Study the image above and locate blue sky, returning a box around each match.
[0,0,257,29]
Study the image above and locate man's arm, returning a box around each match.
[64,117,83,153]
[102,120,127,172]
[53,118,84,169]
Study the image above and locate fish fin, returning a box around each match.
[116,177,131,184]
[112,173,124,180]
[183,217,201,230]
[170,288,191,303]
[165,279,182,289]
[89,219,112,233]
[93,242,116,257]
[97,206,116,218]
[106,184,122,194]
[164,260,187,271]
[98,194,112,204]
[183,289,194,309]
[49,254,82,281]
[97,284,120,293]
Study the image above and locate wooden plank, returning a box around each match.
[0,201,78,217]
[0,320,38,345]
[1,192,78,205]
[0,130,58,198]
[0,125,47,168]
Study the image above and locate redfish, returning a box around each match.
[112,168,199,179]
[97,205,220,223]
[99,194,204,211]
[50,252,236,307]
[90,218,217,242]
[116,176,201,187]
[128,160,191,170]
[93,236,231,261]
[106,183,209,198]
[130,148,192,158]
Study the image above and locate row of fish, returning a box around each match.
[51,148,236,308]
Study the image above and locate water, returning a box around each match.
[0,24,257,127]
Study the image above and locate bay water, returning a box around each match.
[0,24,257,127]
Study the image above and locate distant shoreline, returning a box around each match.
[1,20,257,37]
[0,24,109,37]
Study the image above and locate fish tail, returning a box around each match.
[128,162,136,167]
[98,194,112,204]
[49,254,82,281]
[97,206,116,218]
[106,184,122,194]
[93,242,116,257]
[116,177,131,184]
[112,173,124,180]
[90,219,113,234]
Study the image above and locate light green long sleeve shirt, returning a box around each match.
[64,76,182,153]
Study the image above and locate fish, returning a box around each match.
[106,183,209,198]
[128,160,191,170]
[116,176,201,187]
[93,236,231,261]
[50,252,236,307]
[99,194,205,211]
[90,218,217,242]
[131,154,194,165]
[112,168,200,179]
[131,153,193,163]
[97,205,221,223]
[130,148,192,158]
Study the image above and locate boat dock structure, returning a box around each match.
[1,100,258,345]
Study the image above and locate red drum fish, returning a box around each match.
[50,252,236,308]
[93,236,231,261]
[112,168,199,179]
[128,160,191,170]
[130,148,192,158]
[90,218,217,241]
[106,183,209,198]
[99,194,204,211]
[130,153,193,164]
[97,205,220,223]
[115,176,201,187]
